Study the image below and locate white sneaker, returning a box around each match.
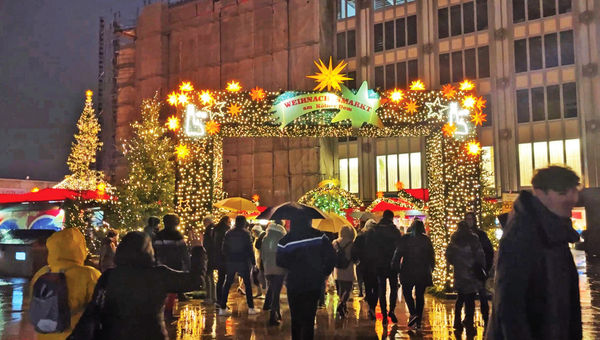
[248,308,260,315]
[218,308,231,316]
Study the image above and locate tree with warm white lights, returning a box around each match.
[115,95,175,230]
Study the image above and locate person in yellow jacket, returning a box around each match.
[30,228,101,340]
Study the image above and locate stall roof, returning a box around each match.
[0,188,112,204]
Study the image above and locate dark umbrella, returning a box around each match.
[256,202,327,220]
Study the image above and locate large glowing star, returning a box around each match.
[205,120,221,135]
[404,101,419,114]
[226,81,241,92]
[442,122,457,137]
[467,141,481,155]
[306,57,353,92]
[331,81,383,128]
[176,144,190,160]
[442,84,456,99]
[409,80,426,91]
[179,82,194,92]
[199,91,213,105]
[228,103,241,116]
[250,87,266,101]
[471,111,487,126]
[167,116,180,131]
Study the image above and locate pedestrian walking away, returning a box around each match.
[351,219,378,320]
[201,215,217,303]
[260,220,287,325]
[391,219,435,329]
[487,166,582,340]
[98,228,119,273]
[332,225,356,319]
[218,216,260,316]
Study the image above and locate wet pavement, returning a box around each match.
[2,250,600,339]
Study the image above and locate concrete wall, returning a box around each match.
[112,0,336,205]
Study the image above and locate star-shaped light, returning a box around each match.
[177,93,189,105]
[179,82,194,92]
[175,144,190,160]
[425,97,449,120]
[331,81,382,128]
[462,96,476,109]
[166,116,180,131]
[167,92,179,106]
[250,87,266,101]
[395,181,404,191]
[228,103,242,116]
[306,57,353,92]
[459,80,475,91]
[97,182,106,193]
[85,90,93,102]
[442,122,457,137]
[226,81,241,92]
[442,84,456,99]
[409,80,426,91]
[377,191,384,199]
[389,89,404,103]
[205,120,221,135]
[476,96,487,111]
[467,141,481,155]
[252,194,260,202]
[404,101,420,114]
[471,111,487,126]
[199,91,213,105]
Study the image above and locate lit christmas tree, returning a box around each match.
[298,179,362,216]
[115,95,176,230]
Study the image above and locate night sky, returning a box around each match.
[0,0,139,181]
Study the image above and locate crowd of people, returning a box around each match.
[27,165,585,340]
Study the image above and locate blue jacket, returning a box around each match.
[222,227,255,266]
[276,224,335,293]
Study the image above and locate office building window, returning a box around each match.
[439,54,451,85]
[439,46,490,85]
[439,1,487,38]
[374,0,415,10]
[514,31,574,73]
[340,157,359,193]
[519,138,581,186]
[481,146,495,187]
[515,83,577,122]
[376,152,422,191]
[513,0,571,23]
[338,0,356,19]
[452,51,463,82]
[376,60,418,90]
[478,46,490,78]
[375,66,384,88]
[346,71,357,90]
[336,30,356,60]
[375,16,418,52]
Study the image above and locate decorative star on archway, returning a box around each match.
[331,81,382,128]
[425,97,449,120]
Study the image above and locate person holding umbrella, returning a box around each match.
[266,202,335,340]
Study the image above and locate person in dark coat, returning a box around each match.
[464,212,494,324]
[351,219,378,316]
[446,221,485,334]
[153,214,189,271]
[211,216,230,307]
[364,210,402,324]
[486,166,582,340]
[201,216,217,303]
[277,216,336,340]
[143,216,160,242]
[99,228,118,272]
[391,219,435,329]
[218,215,259,315]
[95,231,205,340]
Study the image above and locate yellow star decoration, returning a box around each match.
[443,123,457,137]
[179,82,194,92]
[250,87,266,101]
[252,194,260,202]
[442,84,456,99]
[389,89,404,103]
[228,103,242,117]
[166,116,180,131]
[459,80,475,91]
[409,80,426,91]
[85,90,93,102]
[376,191,384,199]
[167,92,179,106]
[471,111,487,126]
[476,96,487,111]
[199,91,213,105]
[462,96,476,109]
[395,181,404,190]
[306,57,353,92]
[467,141,481,156]
[205,120,221,135]
[175,144,190,160]
[404,101,420,114]
[177,93,189,105]
[226,81,241,92]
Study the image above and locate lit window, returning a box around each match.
[410,152,422,189]
[565,139,581,176]
[387,154,398,191]
[533,141,548,169]
[340,157,359,193]
[339,158,349,191]
[376,155,387,192]
[481,146,495,187]
[376,152,422,191]
[519,143,534,187]
[15,252,26,261]
[519,138,582,186]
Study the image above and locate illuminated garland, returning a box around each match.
[298,180,363,216]
[164,77,483,290]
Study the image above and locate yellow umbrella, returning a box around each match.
[312,212,353,233]
[214,197,258,212]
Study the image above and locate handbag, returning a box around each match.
[67,270,111,340]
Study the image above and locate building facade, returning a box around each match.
[110,0,600,205]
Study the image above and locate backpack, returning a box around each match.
[334,242,352,269]
[29,267,72,333]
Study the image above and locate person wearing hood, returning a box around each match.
[486,166,582,340]
[89,231,205,340]
[144,216,160,242]
[446,220,485,334]
[391,219,435,329]
[260,221,287,325]
[99,228,118,272]
[31,228,101,340]
[364,210,402,323]
[351,218,378,317]
[332,225,356,318]
[277,217,336,340]
[218,215,259,316]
